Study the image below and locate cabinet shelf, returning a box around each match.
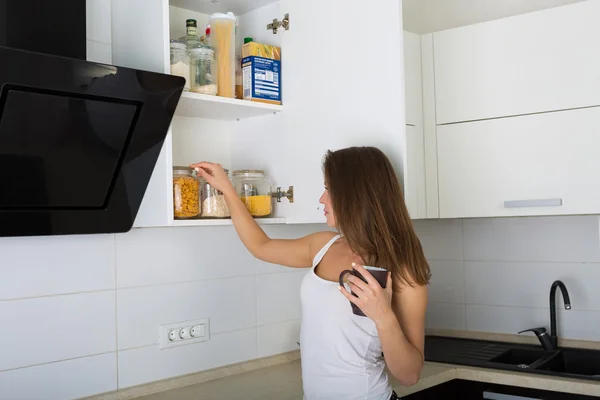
[172,217,286,227]
[174,91,283,120]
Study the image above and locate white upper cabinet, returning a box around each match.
[437,107,600,218]
[433,1,600,125]
[111,0,407,227]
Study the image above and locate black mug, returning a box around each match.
[339,266,388,317]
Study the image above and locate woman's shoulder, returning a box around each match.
[307,231,340,258]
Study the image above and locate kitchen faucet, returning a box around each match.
[518,280,571,351]
[549,280,571,349]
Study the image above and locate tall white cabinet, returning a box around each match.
[109,0,408,228]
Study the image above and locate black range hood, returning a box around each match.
[0,46,185,237]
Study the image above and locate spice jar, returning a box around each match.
[232,170,273,217]
[173,166,200,219]
[170,40,190,91]
[190,45,218,95]
[200,169,231,219]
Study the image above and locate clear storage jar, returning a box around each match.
[190,45,218,95]
[232,170,273,217]
[209,12,236,98]
[170,40,190,91]
[200,169,231,219]
[173,166,200,219]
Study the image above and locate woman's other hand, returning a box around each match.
[189,162,235,196]
[339,263,395,326]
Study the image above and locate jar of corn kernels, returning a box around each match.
[173,166,200,219]
[232,169,273,217]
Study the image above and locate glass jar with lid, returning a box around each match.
[189,45,218,96]
[232,170,273,217]
[170,40,190,91]
[200,169,231,219]
[173,166,200,219]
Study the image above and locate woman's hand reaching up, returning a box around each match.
[189,162,235,196]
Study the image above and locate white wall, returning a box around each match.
[4,215,599,399]
[86,0,112,64]
[417,215,600,341]
[0,224,324,399]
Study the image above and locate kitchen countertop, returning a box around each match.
[134,359,600,400]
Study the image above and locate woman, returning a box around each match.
[191,146,430,400]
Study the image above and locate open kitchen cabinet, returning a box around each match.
[110,0,408,228]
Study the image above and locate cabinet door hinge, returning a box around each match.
[267,13,289,34]
[272,186,294,203]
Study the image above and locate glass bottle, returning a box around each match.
[180,19,201,49]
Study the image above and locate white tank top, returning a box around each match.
[299,235,392,400]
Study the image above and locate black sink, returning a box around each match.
[538,348,600,377]
[425,335,600,382]
[490,348,556,368]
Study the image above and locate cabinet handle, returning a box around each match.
[483,391,542,400]
[503,199,563,208]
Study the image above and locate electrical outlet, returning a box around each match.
[168,329,180,342]
[179,327,191,339]
[159,318,209,349]
[191,324,205,337]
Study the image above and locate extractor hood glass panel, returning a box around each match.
[0,85,140,210]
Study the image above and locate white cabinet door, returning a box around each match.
[433,1,600,125]
[437,107,600,218]
[281,0,406,224]
[405,125,426,219]
[404,31,422,127]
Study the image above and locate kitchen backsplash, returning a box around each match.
[0,224,324,398]
[2,216,599,398]
[417,215,600,342]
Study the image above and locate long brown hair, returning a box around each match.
[323,146,431,288]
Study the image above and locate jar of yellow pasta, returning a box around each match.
[173,166,201,219]
[232,170,273,218]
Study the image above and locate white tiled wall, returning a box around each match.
[5,214,598,399]
[0,224,322,398]
[417,215,600,342]
[86,0,112,64]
